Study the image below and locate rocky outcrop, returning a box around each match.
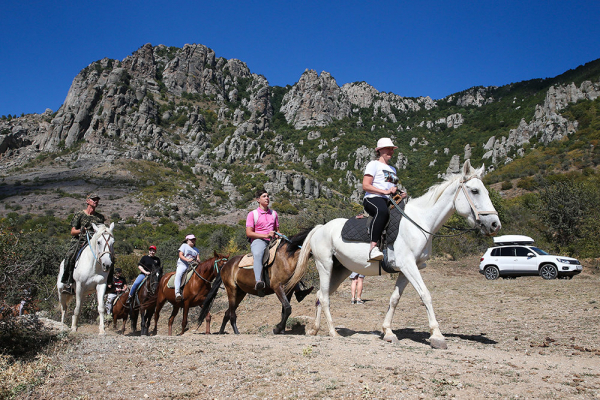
[446,86,497,107]
[482,80,599,164]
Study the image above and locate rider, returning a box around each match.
[61,193,106,294]
[106,268,127,315]
[175,235,200,302]
[127,245,161,305]
[246,189,278,297]
[362,138,407,262]
[245,189,313,300]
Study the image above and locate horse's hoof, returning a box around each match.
[430,337,448,349]
[383,335,399,344]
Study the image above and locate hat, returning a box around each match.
[375,138,398,151]
[149,245,157,251]
[185,234,196,241]
[115,268,122,273]
[87,193,101,200]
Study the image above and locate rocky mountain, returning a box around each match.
[1,43,599,225]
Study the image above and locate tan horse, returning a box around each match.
[110,290,130,334]
[153,252,228,335]
[211,229,315,335]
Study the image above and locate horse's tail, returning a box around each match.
[197,274,222,325]
[283,225,322,293]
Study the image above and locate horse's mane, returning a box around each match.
[411,167,483,207]
[284,228,313,257]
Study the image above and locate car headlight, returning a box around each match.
[556,258,570,264]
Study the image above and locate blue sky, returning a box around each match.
[1,0,598,116]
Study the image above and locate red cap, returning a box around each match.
[149,245,157,251]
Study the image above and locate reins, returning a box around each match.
[388,177,494,238]
[192,257,227,284]
[85,229,115,271]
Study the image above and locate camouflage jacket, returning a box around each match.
[70,210,106,242]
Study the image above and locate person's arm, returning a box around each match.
[179,250,194,263]
[246,226,275,240]
[362,175,397,196]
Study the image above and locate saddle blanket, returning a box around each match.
[341,199,405,245]
[238,238,281,268]
[167,268,195,289]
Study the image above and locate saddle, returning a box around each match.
[239,238,282,269]
[341,196,406,273]
[167,267,195,290]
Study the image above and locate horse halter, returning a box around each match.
[87,230,115,272]
[453,176,498,222]
[192,257,228,284]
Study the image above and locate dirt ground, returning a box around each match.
[19,256,600,399]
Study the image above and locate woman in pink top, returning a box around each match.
[246,189,279,296]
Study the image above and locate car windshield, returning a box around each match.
[530,246,550,255]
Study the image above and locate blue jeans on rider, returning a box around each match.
[251,238,269,283]
[129,274,145,298]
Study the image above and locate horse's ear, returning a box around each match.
[462,159,474,176]
[109,222,115,232]
[213,250,218,258]
[92,223,99,232]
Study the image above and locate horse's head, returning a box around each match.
[454,160,501,236]
[91,222,115,272]
[213,251,229,272]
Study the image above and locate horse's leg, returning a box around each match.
[204,312,211,334]
[310,258,350,337]
[140,306,147,336]
[273,284,292,335]
[398,261,447,349]
[96,283,107,335]
[153,295,166,335]
[168,305,180,336]
[382,273,410,343]
[180,302,190,335]
[219,309,231,334]
[71,285,83,332]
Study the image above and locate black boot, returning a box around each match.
[295,286,314,302]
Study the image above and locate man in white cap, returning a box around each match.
[175,234,200,301]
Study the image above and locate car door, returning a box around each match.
[514,246,538,274]
[499,246,517,273]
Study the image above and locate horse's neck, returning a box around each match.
[403,179,459,237]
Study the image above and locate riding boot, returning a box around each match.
[294,285,314,302]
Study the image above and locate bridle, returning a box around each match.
[86,229,115,272]
[389,176,497,238]
[452,176,498,222]
[192,256,228,284]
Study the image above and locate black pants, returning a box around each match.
[363,197,389,244]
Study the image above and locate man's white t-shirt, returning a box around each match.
[364,160,399,199]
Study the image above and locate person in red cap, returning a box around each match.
[362,138,407,262]
[127,245,161,305]
[175,234,200,301]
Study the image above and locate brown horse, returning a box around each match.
[130,264,163,336]
[110,290,130,334]
[210,229,315,335]
[153,252,228,336]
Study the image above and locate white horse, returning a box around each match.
[57,222,115,334]
[305,160,501,349]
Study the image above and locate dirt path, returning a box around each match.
[22,257,600,399]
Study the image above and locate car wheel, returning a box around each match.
[540,264,558,280]
[484,266,500,280]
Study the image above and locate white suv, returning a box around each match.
[479,235,582,280]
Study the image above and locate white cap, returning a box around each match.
[375,138,398,150]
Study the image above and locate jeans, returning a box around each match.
[129,274,146,297]
[251,239,269,283]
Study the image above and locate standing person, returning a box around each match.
[246,189,279,297]
[106,268,127,314]
[61,193,106,294]
[349,272,365,304]
[127,245,161,305]
[175,235,200,302]
[362,138,407,262]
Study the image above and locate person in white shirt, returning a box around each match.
[175,234,200,301]
[362,138,407,262]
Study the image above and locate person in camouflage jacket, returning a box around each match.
[60,193,106,294]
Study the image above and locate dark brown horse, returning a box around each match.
[208,229,315,335]
[110,290,130,334]
[130,264,163,336]
[153,252,228,336]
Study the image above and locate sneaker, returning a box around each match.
[175,293,183,302]
[355,299,365,304]
[295,286,314,302]
[368,246,384,262]
[125,296,131,305]
[255,281,265,297]
[351,299,356,304]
